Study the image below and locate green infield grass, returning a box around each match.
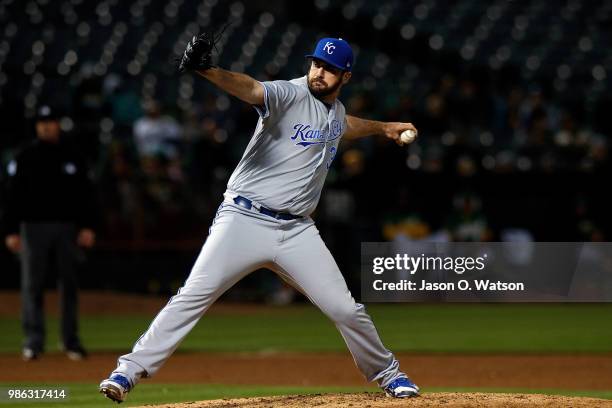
[0,383,610,408]
[0,303,611,353]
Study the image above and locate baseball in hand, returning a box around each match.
[400,129,416,144]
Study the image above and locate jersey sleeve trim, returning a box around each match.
[252,81,270,119]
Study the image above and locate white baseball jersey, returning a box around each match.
[226,76,346,216]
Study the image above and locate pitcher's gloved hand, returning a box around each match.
[177,24,229,73]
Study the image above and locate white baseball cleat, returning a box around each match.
[383,377,420,398]
[99,374,132,403]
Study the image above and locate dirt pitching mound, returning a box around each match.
[134,392,612,408]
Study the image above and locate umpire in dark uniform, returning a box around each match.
[3,105,97,361]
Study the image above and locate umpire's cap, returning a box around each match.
[306,38,354,72]
[36,105,59,121]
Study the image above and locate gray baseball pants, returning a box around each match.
[112,199,405,388]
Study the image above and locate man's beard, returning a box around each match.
[307,76,342,98]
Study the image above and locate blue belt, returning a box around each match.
[233,196,302,220]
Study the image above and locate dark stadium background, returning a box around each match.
[0,0,610,296]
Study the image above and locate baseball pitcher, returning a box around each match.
[100,34,420,402]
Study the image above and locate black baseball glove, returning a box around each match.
[177,24,229,73]
[177,32,216,73]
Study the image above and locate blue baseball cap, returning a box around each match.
[306,37,354,72]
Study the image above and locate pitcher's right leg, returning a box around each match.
[100,207,274,402]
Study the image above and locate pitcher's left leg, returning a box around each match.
[273,221,415,392]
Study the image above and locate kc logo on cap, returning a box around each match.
[323,41,336,54]
[305,37,354,72]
